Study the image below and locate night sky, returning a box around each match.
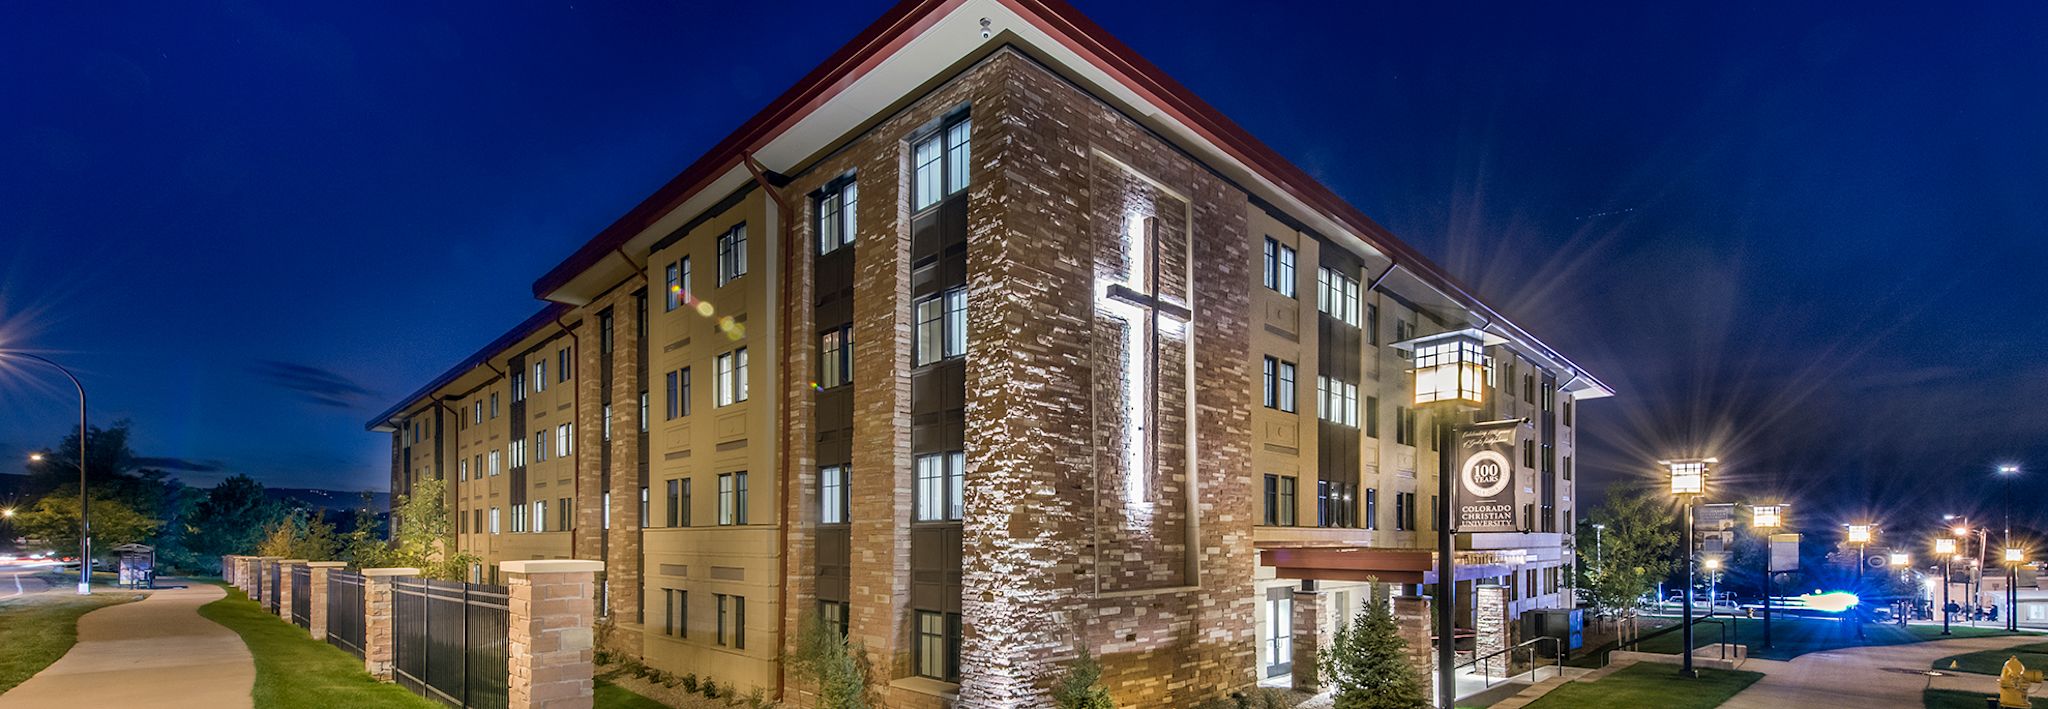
[4,2,2044,529]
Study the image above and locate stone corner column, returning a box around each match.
[503,559,605,709]
[277,559,309,621]
[361,566,421,682]
[307,561,348,640]
[1474,584,1510,676]
[1291,585,1328,692]
[1393,595,1435,689]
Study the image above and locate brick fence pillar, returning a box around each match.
[1474,584,1510,676]
[362,567,420,682]
[277,560,308,622]
[1393,595,1435,690]
[234,556,251,591]
[307,561,347,640]
[504,559,604,709]
[1291,584,1328,692]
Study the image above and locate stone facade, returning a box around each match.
[277,559,307,622]
[1474,584,1513,676]
[1393,595,1435,688]
[308,561,347,640]
[361,567,418,682]
[505,560,604,709]
[1291,587,1328,692]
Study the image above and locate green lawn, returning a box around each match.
[1930,641,2048,676]
[596,679,674,709]
[1925,688,2048,708]
[0,591,136,693]
[1523,662,1763,709]
[1621,615,2021,661]
[197,584,435,709]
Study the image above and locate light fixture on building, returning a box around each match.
[2007,547,2026,564]
[1403,329,1492,408]
[1751,504,1782,529]
[1664,458,1713,497]
[1847,524,1873,544]
[1889,551,1909,568]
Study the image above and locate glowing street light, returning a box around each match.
[1847,523,1874,639]
[1848,524,1873,544]
[1936,536,1959,634]
[1937,538,1958,556]
[1751,505,1782,529]
[27,453,43,462]
[1401,328,1490,709]
[1663,457,1716,678]
[0,351,91,595]
[2007,547,2026,564]
[1751,503,1786,648]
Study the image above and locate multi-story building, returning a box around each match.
[367,0,1612,705]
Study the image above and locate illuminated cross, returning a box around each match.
[1102,214,1190,507]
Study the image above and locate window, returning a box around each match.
[912,287,967,366]
[1366,303,1380,346]
[458,459,468,482]
[599,311,614,354]
[556,423,572,458]
[488,450,501,477]
[640,486,649,527]
[534,431,547,462]
[1524,441,1536,468]
[1262,357,1298,413]
[1262,237,1297,297]
[666,478,689,528]
[1317,267,1361,326]
[472,454,483,478]
[489,393,500,419]
[509,439,525,468]
[511,504,526,532]
[1317,481,1356,528]
[533,500,547,533]
[1365,488,1379,530]
[717,224,748,285]
[557,348,571,382]
[489,507,501,534]
[914,610,960,681]
[1395,406,1416,445]
[1564,455,1574,481]
[819,326,852,389]
[1394,492,1408,531]
[820,465,848,524]
[914,451,965,522]
[1263,474,1296,526]
[640,391,649,433]
[663,589,686,637]
[511,372,525,402]
[912,115,971,211]
[460,509,469,533]
[820,601,849,638]
[559,497,571,531]
[472,509,482,535]
[665,258,691,311]
[1317,376,1358,427]
[473,401,482,424]
[1365,396,1380,438]
[716,594,745,648]
[1563,399,1574,426]
[718,472,749,525]
[603,492,611,530]
[534,360,546,392]
[602,404,612,442]
[665,368,691,419]
[817,177,858,254]
[715,349,748,406]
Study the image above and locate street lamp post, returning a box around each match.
[1997,465,2021,632]
[1751,504,1783,648]
[1935,537,1958,635]
[1848,524,1873,640]
[0,351,91,595]
[1704,556,1723,613]
[1666,457,1713,679]
[1888,552,1911,625]
[1402,329,1490,709]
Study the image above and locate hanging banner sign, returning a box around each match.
[1769,533,1802,573]
[1453,418,1531,533]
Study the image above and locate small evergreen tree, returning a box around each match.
[1322,598,1428,709]
[1051,644,1116,709]
[791,614,871,709]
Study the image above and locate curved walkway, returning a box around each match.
[0,583,254,709]
[1722,633,2043,709]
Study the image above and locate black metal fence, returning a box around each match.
[327,570,366,659]
[267,563,281,614]
[251,561,265,603]
[291,565,312,629]
[394,577,509,709]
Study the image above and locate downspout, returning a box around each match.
[741,150,794,702]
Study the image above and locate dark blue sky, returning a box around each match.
[4,1,2045,527]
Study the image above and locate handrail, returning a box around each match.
[1612,614,1732,665]
[1452,635,1566,691]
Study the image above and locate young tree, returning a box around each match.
[1578,484,1679,622]
[791,614,871,709]
[380,477,476,579]
[1322,598,1428,709]
[255,508,342,560]
[1050,644,1116,709]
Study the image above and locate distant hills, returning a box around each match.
[0,472,387,511]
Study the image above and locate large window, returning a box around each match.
[489,507,501,534]
[715,349,748,406]
[912,115,971,211]
[1317,375,1359,427]
[534,360,546,393]
[914,611,960,681]
[487,450,501,477]
[1263,474,1297,526]
[817,177,858,254]
[557,347,571,382]
[665,367,691,419]
[819,465,848,525]
[912,287,967,366]
[716,594,745,648]
[558,497,571,531]
[1262,357,1298,412]
[820,601,849,638]
[532,500,547,533]
[1262,237,1297,297]
[718,472,749,526]
[819,326,852,389]
[556,423,572,458]
[913,451,965,522]
[509,439,525,468]
[666,478,691,527]
[663,589,686,637]
[665,257,691,311]
[533,431,547,462]
[717,224,748,285]
[1318,266,1361,326]
[1317,480,1356,528]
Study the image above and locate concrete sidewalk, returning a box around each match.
[0,582,253,709]
[1721,634,2043,709]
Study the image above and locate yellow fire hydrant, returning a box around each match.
[1999,655,2044,708]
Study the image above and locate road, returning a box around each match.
[0,563,58,599]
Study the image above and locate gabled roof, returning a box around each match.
[525,0,1611,398]
[364,304,570,431]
